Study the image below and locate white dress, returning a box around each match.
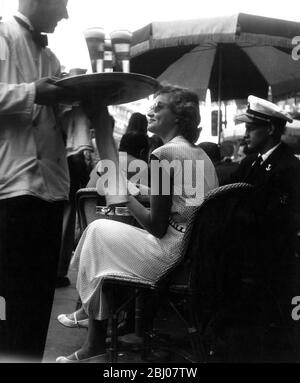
[72,136,218,320]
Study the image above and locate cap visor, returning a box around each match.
[234,113,256,124]
[235,112,271,124]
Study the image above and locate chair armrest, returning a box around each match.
[102,274,158,291]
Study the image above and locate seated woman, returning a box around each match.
[56,85,218,363]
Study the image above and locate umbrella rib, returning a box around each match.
[191,46,217,53]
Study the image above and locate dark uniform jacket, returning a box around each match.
[232,143,300,235]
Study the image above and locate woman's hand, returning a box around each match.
[81,94,114,141]
[81,92,108,122]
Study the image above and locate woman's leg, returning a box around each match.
[82,319,108,355]
[65,319,108,360]
[64,306,88,321]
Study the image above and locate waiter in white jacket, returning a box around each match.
[0,0,78,362]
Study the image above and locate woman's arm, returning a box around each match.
[86,105,172,238]
[127,153,173,238]
[93,107,118,165]
[127,182,172,239]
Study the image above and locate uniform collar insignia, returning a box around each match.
[265,164,272,172]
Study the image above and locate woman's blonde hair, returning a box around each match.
[155,85,201,144]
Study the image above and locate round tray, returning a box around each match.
[55,72,159,105]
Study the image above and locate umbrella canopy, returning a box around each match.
[130,13,300,102]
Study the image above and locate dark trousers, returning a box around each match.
[57,152,90,278]
[0,196,64,362]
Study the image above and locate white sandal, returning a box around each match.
[56,351,107,363]
[57,311,89,328]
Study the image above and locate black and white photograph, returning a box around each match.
[0,0,300,370]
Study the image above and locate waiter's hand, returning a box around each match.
[34,77,75,105]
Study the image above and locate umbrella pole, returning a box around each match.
[217,47,222,145]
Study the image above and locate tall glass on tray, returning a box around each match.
[110,30,133,73]
[83,27,106,73]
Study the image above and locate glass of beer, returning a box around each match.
[83,27,105,73]
[110,30,132,73]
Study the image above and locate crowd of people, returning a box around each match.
[0,0,299,364]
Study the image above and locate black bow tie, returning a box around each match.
[14,16,48,48]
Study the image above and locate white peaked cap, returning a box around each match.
[235,95,293,124]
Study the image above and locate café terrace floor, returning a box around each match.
[43,263,300,364]
[43,265,189,364]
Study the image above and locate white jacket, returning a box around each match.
[0,17,73,201]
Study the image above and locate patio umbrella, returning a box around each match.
[131,13,300,101]
[130,14,300,140]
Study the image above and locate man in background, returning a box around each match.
[233,96,300,243]
[232,95,300,361]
